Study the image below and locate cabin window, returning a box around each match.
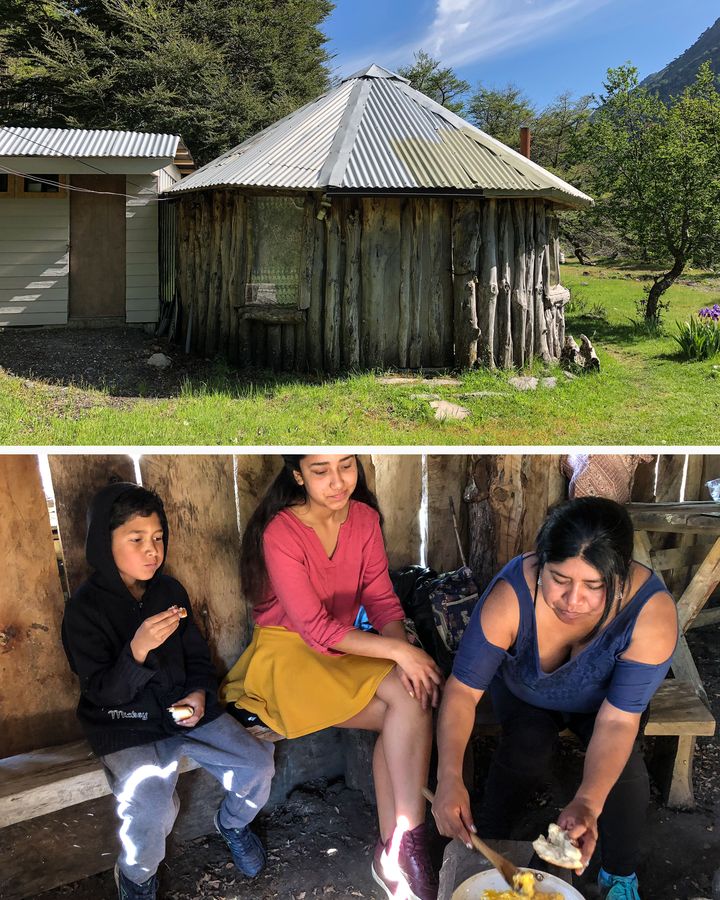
[24,175,59,193]
[245,195,305,305]
[0,173,9,195]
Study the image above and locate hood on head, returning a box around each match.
[86,481,169,597]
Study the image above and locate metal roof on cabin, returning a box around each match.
[0,127,180,158]
[166,65,592,208]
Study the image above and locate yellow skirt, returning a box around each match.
[219,626,395,739]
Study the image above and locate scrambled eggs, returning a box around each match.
[481,870,563,900]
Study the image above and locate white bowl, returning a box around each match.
[451,867,585,900]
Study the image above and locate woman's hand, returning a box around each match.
[130,608,182,664]
[432,775,476,847]
[557,796,599,871]
[393,642,443,709]
[173,690,206,728]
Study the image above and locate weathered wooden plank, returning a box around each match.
[650,543,715,572]
[324,207,343,372]
[631,455,657,502]
[428,199,454,367]
[139,455,245,674]
[298,194,316,312]
[645,681,715,736]
[415,199,432,367]
[628,502,720,534]
[426,455,470,571]
[360,196,385,368]
[239,306,306,324]
[48,454,136,595]
[675,536,720,632]
[0,457,83,757]
[477,199,498,368]
[382,198,404,368]
[234,193,251,365]
[524,199,535,364]
[521,454,564,551]
[496,201,513,368]
[451,199,481,368]
[342,203,361,368]
[281,324,296,372]
[700,454,720,498]
[510,200,527,369]
[533,201,550,362]
[218,191,233,359]
[266,324,283,371]
[398,199,414,368]
[0,739,200,827]
[371,455,423,568]
[204,188,223,355]
[307,212,325,371]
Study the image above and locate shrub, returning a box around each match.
[673,305,720,360]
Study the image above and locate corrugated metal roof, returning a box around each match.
[166,65,592,208]
[0,127,180,159]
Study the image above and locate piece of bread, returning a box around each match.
[532,823,583,869]
[167,704,194,721]
[177,607,188,619]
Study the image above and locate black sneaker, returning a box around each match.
[114,864,158,900]
[214,812,266,877]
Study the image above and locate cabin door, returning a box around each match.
[69,175,126,319]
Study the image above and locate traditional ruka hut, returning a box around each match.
[166,65,592,371]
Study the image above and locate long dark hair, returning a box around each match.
[240,455,382,603]
[535,496,634,643]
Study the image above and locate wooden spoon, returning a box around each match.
[422,787,519,891]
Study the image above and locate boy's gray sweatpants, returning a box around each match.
[101,712,275,884]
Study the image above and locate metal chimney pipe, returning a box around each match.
[520,126,531,159]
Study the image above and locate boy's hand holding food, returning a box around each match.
[130,607,184,663]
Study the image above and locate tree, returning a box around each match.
[0,0,333,166]
[466,83,535,149]
[531,90,593,171]
[578,62,720,323]
[397,50,469,114]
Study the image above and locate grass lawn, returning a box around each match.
[1,261,719,446]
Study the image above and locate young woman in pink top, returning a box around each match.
[221,454,443,900]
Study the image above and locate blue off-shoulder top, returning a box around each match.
[452,554,677,714]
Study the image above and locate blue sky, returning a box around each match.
[323,0,719,109]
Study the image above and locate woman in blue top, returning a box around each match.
[432,497,678,900]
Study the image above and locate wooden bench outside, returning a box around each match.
[467,679,716,810]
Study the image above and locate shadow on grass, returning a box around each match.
[565,314,657,348]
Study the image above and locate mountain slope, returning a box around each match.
[640,16,720,100]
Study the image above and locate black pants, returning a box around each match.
[474,689,649,876]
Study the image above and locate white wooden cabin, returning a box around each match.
[0,128,193,327]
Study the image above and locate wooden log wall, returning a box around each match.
[173,191,563,372]
[6,453,715,760]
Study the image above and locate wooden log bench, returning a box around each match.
[467,680,715,810]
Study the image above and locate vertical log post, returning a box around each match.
[451,199,481,368]
[307,206,326,372]
[524,199,535,365]
[343,205,362,368]
[477,199,498,368]
[534,202,551,363]
[324,206,343,373]
[497,201,513,368]
[511,200,528,369]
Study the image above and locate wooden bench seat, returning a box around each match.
[467,679,715,810]
[0,739,200,829]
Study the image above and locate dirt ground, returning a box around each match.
[0,326,226,399]
[34,624,719,900]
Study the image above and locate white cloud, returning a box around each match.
[335,0,615,78]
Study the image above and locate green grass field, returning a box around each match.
[1,262,719,446]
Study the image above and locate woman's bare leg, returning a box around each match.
[337,668,432,833]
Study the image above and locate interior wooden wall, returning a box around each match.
[1,452,717,759]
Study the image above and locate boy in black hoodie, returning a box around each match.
[61,483,275,900]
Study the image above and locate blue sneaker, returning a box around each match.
[598,868,641,899]
[114,864,158,900]
[214,811,266,877]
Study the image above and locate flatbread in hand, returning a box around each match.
[532,823,583,870]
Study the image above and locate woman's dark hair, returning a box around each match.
[535,496,634,642]
[241,455,381,603]
[109,486,167,535]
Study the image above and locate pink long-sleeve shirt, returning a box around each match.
[254,500,405,654]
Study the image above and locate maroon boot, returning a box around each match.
[396,823,439,900]
[371,837,400,898]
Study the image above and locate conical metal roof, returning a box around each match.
[167,65,592,208]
